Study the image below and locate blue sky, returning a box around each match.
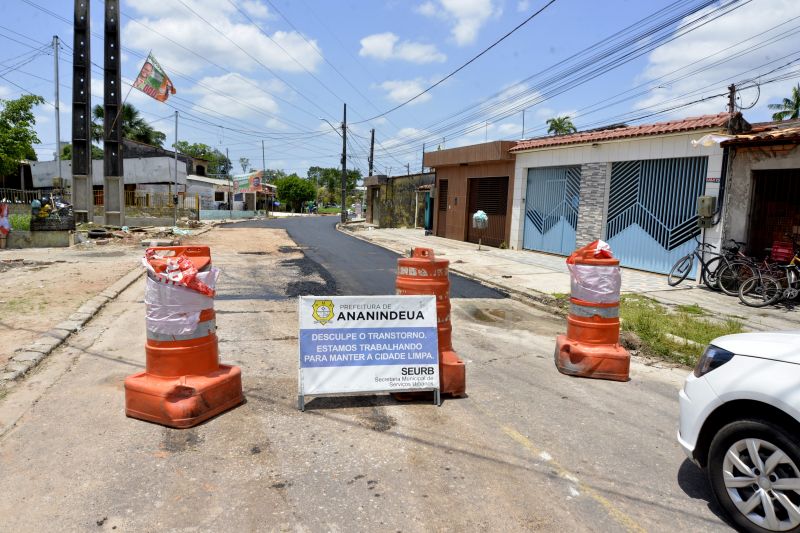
[2,0,800,176]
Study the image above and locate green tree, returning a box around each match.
[306,166,361,204]
[768,84,800,121]
[92,103,167,147]
[263,168,286,183]
[545,115,577,135]
[0,94,45,177]
[60,143,104,160]
[275,174,316,212]
[173,141,231,176]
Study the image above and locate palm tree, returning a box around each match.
[92,103,166,147]
[768,84,800,121]
[546,116,577,135]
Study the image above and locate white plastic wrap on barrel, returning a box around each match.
[568,264,621,303]
[144,268,219,335]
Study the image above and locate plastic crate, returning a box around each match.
[770,240,794,262]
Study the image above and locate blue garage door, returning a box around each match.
[606,157,706,275]
[523,166,580,255]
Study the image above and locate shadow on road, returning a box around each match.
[676,459,736,529]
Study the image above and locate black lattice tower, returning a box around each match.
[103,0,124,225]
[71,0,93,222]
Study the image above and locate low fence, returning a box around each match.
[92,190,200,220]
[1,188,203,221]
[0,188,42,205]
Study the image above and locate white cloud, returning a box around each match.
[382,127,431,150]
[517,0,531,12]
[378,79,432,105]
[634,0,800,119]
[359,32,446,64]
[0,85,12,99]
[416,0,499,46]
[123,2,322,75]
[240,0,270,19]
[189,72,282,127]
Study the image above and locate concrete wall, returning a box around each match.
[369,174,434,228]
[30,157,187,188]
[510,130,725,250]
[722,143,800,246]
[6,230,73,248]
[199,209,259,220]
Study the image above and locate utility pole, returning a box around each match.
[340,103,347,224]
[173,110,178,226]
[52,35,62,184]
[522,109,526,139]
[727,83,736,134]
[71,0,92,222]
[103,0,124,227]
[227,147,232,219]
[406,163,410,176]
[421,142,425,174]
[368,128,374,177]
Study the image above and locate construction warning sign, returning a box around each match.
[298,296,439,406]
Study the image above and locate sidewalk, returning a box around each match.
[341,225,800,332]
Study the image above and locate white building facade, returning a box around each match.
[509,114,728,274]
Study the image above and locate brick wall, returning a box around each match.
[575,162,610,246]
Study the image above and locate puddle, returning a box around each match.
[465,306,526,324]
[278,246,301,253]
[459,303,562,335]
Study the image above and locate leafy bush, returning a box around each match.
[9,214,30,231]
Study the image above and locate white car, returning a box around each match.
[679,332,800,532]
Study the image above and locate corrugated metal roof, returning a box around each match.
[510,112,730,152]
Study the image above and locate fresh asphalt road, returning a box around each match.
[226,216,505,299]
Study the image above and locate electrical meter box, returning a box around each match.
[697,196,716,218]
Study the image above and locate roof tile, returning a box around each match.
[510,112,730,152]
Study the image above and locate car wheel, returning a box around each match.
[708,419,800,532]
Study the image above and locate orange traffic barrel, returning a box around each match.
[396,247,465,396]
[124,246,244,428]
[555,241,630,381]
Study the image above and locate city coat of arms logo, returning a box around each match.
[311,300,334,325]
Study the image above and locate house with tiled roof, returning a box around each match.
[717,120,800,257]
[508,113,731,274]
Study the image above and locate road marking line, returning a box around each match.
[499,423,646,533]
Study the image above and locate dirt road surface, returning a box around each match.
[0,243,142,366]
[0,226,730,531]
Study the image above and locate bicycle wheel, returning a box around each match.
[668,255,693,286]
[717,261,757,296]
[701,256,724,289]
[738,275,783,307]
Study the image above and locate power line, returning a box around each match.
[353,0,558,124]
[370,0,749,155]
[173,0,335,121]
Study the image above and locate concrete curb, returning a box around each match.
[0,266,146,391]
[0,223,219,391]
[336,224,566,317]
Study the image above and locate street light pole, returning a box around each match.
[340,103,347,224]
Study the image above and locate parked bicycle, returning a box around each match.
[738,253,800,307]
[737,236,800,307]
[667,237,746,289]
[720,234,799,299]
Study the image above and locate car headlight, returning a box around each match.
[694,345,735,377]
